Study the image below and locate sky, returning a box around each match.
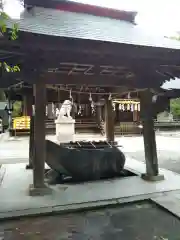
[3,0,180,37]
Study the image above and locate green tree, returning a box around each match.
[170,98,180,119]
[12,101,22,117]
[169,35,180,41]
[0,4,20,72]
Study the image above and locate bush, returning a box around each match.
[12,101,22,118]
[170,98,180,119]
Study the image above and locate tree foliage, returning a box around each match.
[0,6,20,112]
[0,11,18,39]
[170,98,180,119]
[0,8,20,72]
[12,101,22,117]
[169,35,180,41]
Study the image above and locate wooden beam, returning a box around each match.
[40,51,180,68]
[1,42,176,67]
[2,32,180,62]
[140,90,164,181]
[40,72,135,86]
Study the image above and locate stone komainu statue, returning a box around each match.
[57,100,73,120]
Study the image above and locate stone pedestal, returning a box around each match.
[55,117,75,143]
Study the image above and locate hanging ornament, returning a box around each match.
[134,104,138,111]
[138,103,140,111]
[91,102,95,115]
[69,89,73,104]
[46,106,48,116]
[127,92,131,99]
[130,104,134,112]
[89,92,92,101]
[89,92,95,115]
[152,95,158,103]
[112,102,115,111]
[78,105,82,116]
[52,103,55,116]
[108,93,112,101]
[122,104,125,111]
[56,108,59,118]
[77,93,82,116]
[119,104,122,111]
[127,104,130,111]
[32,105,35,116]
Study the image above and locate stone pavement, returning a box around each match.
[0,158,180,220]
[0,132,8,142]
[0,135,29,164]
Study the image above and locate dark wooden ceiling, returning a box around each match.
[1,34,180,88]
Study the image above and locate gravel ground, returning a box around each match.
[125,150,180,174]
[121,135,180,174]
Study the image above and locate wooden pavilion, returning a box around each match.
[1,0,180,195]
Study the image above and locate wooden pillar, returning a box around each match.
[22,95,32,116]
[140,90,164,181]
[133,110,138,122]
[22,96,27,116]
[26,115,34,169]
[96,106,102,129]
[96,97,102,124]
[26,94,34,170]
[115,103,119,122]
[47,103,53,119]
[105,98,114,142]
[29,81,50,195]
[27,96,33,116]
[71,103,76,119]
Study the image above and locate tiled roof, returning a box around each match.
[7,7,180,50]
[24,0,137,23]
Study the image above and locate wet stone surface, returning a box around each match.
[0,201,180,239]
